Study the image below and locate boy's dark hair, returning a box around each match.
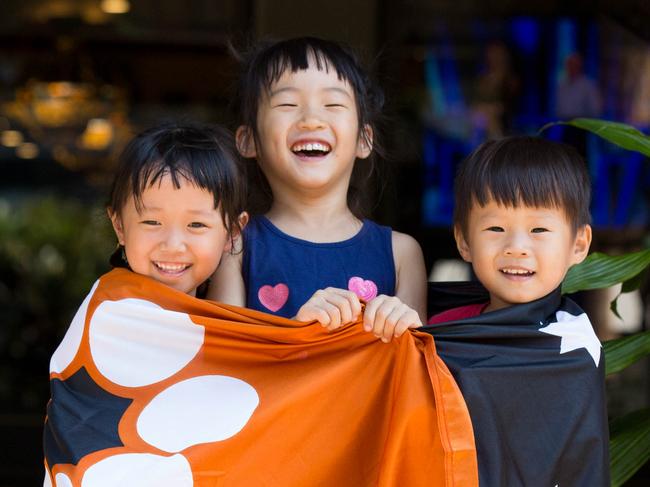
[234,36,385,217]
[454,136,591,237]
[108,122,246,251]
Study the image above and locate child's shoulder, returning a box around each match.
[390,229,424,261]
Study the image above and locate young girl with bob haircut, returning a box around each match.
[108,122,247,296]
[208,37,427,342]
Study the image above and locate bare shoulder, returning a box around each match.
[391,230,424,262]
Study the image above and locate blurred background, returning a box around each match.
[0,0,648,485]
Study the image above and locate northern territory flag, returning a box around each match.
[43,268,477,487]
[423,281,610,486]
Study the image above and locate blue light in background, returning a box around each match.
[511,17,540,54]
[424,50,446,118]
[548,18,577,116]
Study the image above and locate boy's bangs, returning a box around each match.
[473,171,565,212]
[460,137,590,230]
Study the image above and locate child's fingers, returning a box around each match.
[340,290,362,321]
[319,301,342,330]
[393,312,422,339]
[362,295,383,331]
[369,296,400,337]
[321,289,359,326]
[379,305,404,343]
[295,305,330,326]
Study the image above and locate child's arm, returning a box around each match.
[363,232,427,342]
[392,231,428,319]
[205,238,246,306]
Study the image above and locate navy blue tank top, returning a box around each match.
[243,215,396,318]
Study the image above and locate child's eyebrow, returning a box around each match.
[268,86,353,99]
[269,86,298,97]
[136,206,215,217]
[186,209,217,217]
[323,87,353,99]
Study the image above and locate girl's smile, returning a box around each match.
[110,175,231,296]
[290,139,332,160]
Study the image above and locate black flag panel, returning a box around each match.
[424,283,610,487]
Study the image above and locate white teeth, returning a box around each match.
[291,142,331,152]
[501,268,533,275]
[155,262,189,272]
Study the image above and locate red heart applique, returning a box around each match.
[258,284,289,312]
[348,277,378,301]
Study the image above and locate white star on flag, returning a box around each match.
[539,311,602,367]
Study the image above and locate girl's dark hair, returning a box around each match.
[454,136,591,237]
[234,36,385,217]
[108,122,246,265]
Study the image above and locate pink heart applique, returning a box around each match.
[348,276,378,301]
[258,283,289,312]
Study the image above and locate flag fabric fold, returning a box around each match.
[423,282,610,487]
[44,269,478,487]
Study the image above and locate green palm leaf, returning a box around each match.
[541,118,650,156]
[562,249,650,294]
[609,409,650,487]
[603,331,650,376]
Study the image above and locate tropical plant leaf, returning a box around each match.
[609,298,622,321]
[609,300,623,321]
[606,267,648,319]
[541,118,650,156]
[609,408,650,487]
[622,267,649,294]
[603,331,650,376]
[562,249,650,294]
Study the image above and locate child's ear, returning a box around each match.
[454,225,472,263]
[224,212,249,253]
[356,124,373,159]
[571,224,592,265]
[108,208,125,245]
[235,126,257,158]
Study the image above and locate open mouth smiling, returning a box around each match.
[500,267,535,277]
[154,262,191,275]
[291,141,332,158]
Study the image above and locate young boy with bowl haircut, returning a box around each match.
[425,136,609,486]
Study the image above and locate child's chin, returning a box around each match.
[506,292,547,305]
[149,276,196,296]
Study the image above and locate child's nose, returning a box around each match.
[503,233,530,257]
[160,228,187,252]
[298,106,326,130]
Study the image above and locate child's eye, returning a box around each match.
[486,226,504,232]
[325,103,346,108]
[531,227,549,233]
[140,220,160,226]
[275,103,297,108]
[188,222,208,229]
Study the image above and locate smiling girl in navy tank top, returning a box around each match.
[207,37,427,342]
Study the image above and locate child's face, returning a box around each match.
[110,175,231,296]
[239,58,372,198]
[455,200,591,312]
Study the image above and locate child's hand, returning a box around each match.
[294,288,362,331]
[363,295,422,343]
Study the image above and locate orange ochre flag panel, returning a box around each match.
[44,269,477,486]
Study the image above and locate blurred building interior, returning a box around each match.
[0,0,648,485]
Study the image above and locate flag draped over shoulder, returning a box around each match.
[423,282,610,487]
[43,269,477,487]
